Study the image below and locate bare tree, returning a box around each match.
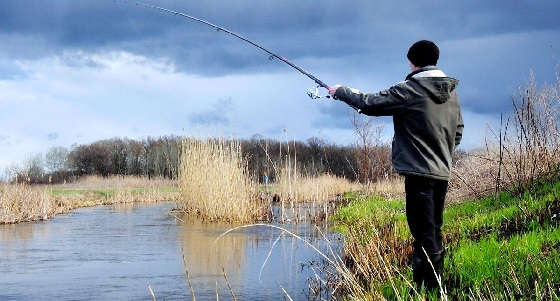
[351,112,390,183]
[45,146,69,173]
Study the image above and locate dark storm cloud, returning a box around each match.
[2,0,558,65]
[0,0,559,116]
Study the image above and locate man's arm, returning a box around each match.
[455,110,464,148]
[329,84,409,116]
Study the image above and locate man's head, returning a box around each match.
[407,40,439,70]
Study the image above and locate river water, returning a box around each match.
[0,203,342,300]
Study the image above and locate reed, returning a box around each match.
[274,170,360,203]
[449,73,560,201]
[365,177,405,200]
[0,183,55,224]
[1,175,179,224]
[177,138,261,223]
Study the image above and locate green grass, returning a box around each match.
[333,180,560,300]
[449,226,560,290]
[49,187,179,198]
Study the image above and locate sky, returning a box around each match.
[1,0,559,169]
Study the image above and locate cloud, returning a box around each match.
[47,132,59,141]
[1,0,558,75]
[189,97,233,126]
[0,0,559,168]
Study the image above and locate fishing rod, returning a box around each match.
[122,1,331,99]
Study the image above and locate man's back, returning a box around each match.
[333,65,463,180]
[392,67,463,180]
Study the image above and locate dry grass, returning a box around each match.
[274,170,360,203]
[177,138,361,223]
[178,138,262,223]
[365,177,405,200]
[449,72,560,201]
[0,183,55,224]
[272,141,360,203]
[0,175,179,224]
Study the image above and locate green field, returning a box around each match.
[333,180,560,300]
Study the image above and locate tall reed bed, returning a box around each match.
[1,175,179,224]
[0,183,55,224]
[178,138,261,223]
[275,170,359,203]
[271,138,360,204]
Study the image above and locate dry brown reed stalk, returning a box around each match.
[274,171,360,204]
[1,175,179,224]
[365,177,405,200]
[260,137,360,205]
[178,138,261,223]
[222,267,238,301]
[0,183,56,224]
[147,285,157,301]
[449,72,560,201]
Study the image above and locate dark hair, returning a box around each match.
[407,40,439,67]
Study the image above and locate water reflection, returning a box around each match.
[178,215,341,300]
[0,203,342,300]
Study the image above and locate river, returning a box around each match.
[0,202,342,300]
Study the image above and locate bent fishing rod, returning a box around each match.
[122,1,331,99]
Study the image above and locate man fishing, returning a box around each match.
[129,3,462,290]
[328,40,464,290]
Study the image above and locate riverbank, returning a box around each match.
[0,175,180,224]
[333,179,560,300]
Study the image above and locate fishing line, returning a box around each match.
[117,0,331,99]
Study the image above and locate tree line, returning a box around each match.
[6,135,394,184]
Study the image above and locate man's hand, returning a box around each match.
[328,85,342,98]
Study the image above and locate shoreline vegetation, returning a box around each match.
[0,175,180,224]
[177,138,361,223]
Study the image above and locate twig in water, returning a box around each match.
[222,267,238,301]
[281,286,294,301]
[181,249,197,301]
[148,285,157,301]
[259,232,284,282]
[215,280,219,301]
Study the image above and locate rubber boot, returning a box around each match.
[424,251,444,290]
[412,253,426,288]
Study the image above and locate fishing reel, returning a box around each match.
[307,85,331,100]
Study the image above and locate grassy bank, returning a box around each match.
[0,175,180,224]
[333,180,560,300]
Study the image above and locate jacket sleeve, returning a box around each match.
[455,110,464,147]
[333,83,409,116]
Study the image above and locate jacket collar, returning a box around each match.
[405,66,443,80]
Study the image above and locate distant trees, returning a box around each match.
[5,134,394,184]
[239,137,358,182]
[67,136,180,179]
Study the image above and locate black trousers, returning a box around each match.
[405,175,448,255]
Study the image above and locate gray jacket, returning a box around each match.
[334,66,463,180]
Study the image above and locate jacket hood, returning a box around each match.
[406,66,459,104]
